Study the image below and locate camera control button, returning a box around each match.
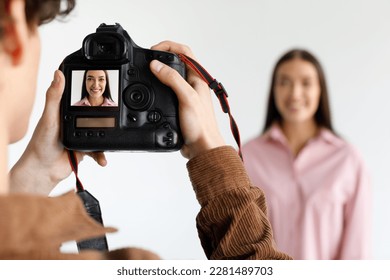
[86,131,94,137]
[123,84,153,111]
[147,53,154,60]
[74,131,82,137]
[98,131,105,137]
[127,114,137,122]
[147,111,162,123]
[156,123,178,148]
[163,136,173,146]
[127,68,137,77]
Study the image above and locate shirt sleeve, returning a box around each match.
[338,154,372,259]
[187,146,291,260]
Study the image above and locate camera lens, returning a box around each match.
[123,84,154,111]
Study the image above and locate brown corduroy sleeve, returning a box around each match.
[187,146,292,260]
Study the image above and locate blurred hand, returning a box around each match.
[9,70,107,195]
[150,41,225,159]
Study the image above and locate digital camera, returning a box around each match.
[60,23,185,152]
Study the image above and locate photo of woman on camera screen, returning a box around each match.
[73,70,117,106]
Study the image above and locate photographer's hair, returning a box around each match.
[0,0,75,39]
[263,49,334,133]
[81,70,114,102]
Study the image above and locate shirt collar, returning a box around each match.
[101,98,117,106]
[264,123,343,147]
[317,127,344,147]
[78,97,91,106]
[264,123,288,145]
[77,97,116,107]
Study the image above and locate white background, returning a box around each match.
[8,0,390,259]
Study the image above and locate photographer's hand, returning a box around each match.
[9,70,107,195]
[150,41,225,159]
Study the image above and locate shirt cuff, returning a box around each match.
[187,146,251,207]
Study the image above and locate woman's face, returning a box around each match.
[85,70,107,99]
[274,58,321,125]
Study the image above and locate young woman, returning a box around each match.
[242,49,371,259]
[73,70,117,106]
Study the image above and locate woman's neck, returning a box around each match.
[88,96,104,106]
[280,120,319,157]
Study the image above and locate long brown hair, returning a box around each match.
[263,49,333,133]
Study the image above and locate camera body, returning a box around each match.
[60,23,185,152]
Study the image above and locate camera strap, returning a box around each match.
[67,150,84,192]
[67,150,109,252]
[178,54,243,160]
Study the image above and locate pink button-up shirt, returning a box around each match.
[242,124,371,259]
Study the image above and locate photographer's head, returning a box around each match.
[0,0,75,143]
[0,0,75,35]
[81,70,114,106]
[263,49,333,133]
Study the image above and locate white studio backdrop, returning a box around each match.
[8,0,390,259]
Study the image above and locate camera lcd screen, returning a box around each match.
[76,117,115,128]
[71,70,119,107]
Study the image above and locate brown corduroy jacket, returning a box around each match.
[1,146,290,260]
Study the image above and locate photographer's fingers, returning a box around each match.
[86,152,107,167]
[30,70,65,145]
[151,41,210,98]
[151,41,195,59]
[41,71,107,162]
[150,60,194,105]
[41,70,65,121]
[43,71,108,166]
[150,59,225,159]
